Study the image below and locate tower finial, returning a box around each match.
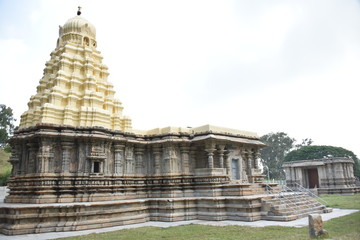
[77,6,82,16]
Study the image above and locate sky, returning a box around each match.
[0,0,359,157]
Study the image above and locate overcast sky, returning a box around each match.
[0,0,359,157]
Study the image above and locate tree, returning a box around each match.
[0,104,16,149]
[260,132,296,179]
[284,145,360,178]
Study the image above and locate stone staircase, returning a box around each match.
[261,185,332,221]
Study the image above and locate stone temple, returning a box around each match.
[0,9,331,235]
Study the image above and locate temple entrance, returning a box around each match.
[307,168,319,188]
[231,159,240,180]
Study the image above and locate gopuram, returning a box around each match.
[0,9,330,235]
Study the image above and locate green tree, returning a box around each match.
[284,145,360,178]
[260,132,296,179]
[0,104,16,149]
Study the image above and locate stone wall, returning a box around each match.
[283,158,358,194]
[6,124,265,203]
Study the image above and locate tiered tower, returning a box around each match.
[19,9,131,131]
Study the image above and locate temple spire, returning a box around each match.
[77,6,82,16]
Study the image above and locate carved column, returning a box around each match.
[27,143,38,174]
[125,145,134,174]
[253,150,260,169]
[153,145,162,174]
[218,145,226,168]
[225,151,231,175]
[8,146,19,176]
[61,142,73,173]
[245,149,252,175]
[114,144,125,175]
[180,145,190,174]
[205,143,216,169]
[190,146,197,172]
[135,147,145,175]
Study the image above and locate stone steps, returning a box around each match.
[261,192,332,221]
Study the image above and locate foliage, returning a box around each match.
[260,132,296,179]
[284,145,360,178]
[0,104,16,147]
[0,148,11,186]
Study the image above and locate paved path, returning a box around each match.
[0,207,357,240]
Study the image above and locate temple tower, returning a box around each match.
[19,8,131,131]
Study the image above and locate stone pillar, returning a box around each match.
[309,214,328,238]
[225,151,231,175]
[241,149,251,175]
[326,162,333,187]
[27,143,38,174]
[37,143,53,173]
[61,142,73,173]
[218,145,226,169]
[180,145,190,174]
[163,145,178,174]
[253,150,260,169]
[205,143,216,168]
[190,146,197,172]
[125,146,134,174]
[135,147,145,175]
[8,147,19,176]
[114,144,125,175]
[152,145,162,174]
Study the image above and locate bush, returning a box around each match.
[0,167,11,186]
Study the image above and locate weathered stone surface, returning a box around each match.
[283,158,359,194]
[308,214,328,238]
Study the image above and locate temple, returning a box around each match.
[283,157,358,195]
[0,9,331,235]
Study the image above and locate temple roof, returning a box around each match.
[61,15,96,39]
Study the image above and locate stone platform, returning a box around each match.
[0,194,267,235]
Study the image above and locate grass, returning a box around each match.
[0,148,11,186]
[319,194,360,209]
[57,194,360,240]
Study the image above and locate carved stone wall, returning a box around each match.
[283,158,358,194]
[6,124,265,203]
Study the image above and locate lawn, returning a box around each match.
[57,194,360,240]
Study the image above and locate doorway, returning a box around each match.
[307,168,319,188]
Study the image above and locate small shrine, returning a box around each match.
[283,157,358,195]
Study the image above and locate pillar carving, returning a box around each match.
[217,145,226,169]
[253,150,260,169]
[163,145,178,173]
[225,151,231,175]
[190,146,197,172]
[61,141,73,173]
[152,145,162,175]
[27,143,38,174]
[180,145,190,174]
[37,142,54,173]
[241,149,251,175]
[8,146,20,176]
[135,146,145,175]
[125,145,134,174]
[205,143,216,169]
[114,144,125,175]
